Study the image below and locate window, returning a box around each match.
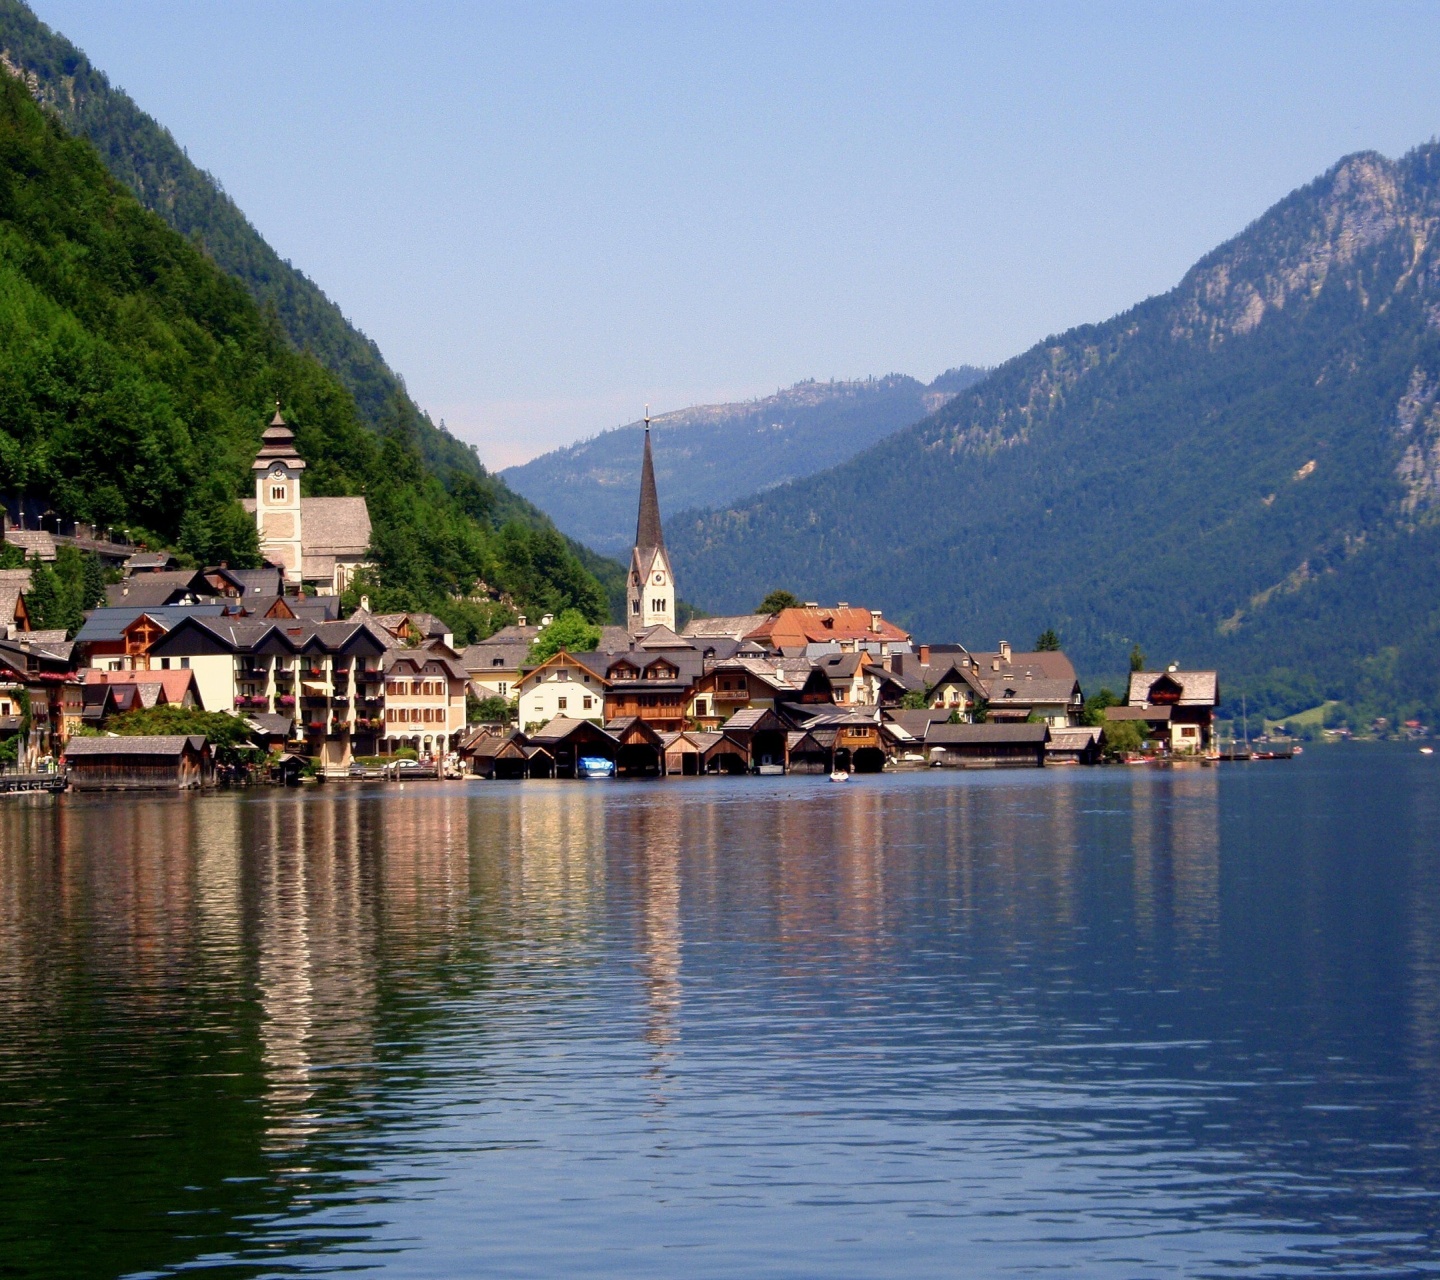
[159,658,170,670]
[631,599,641,615]
[558,696,568,710]
[387,708,395,722]
[497,682,508,696]
[651,598,666,613]
[270,485,286,502]
[180,657,190,670]
[582,696,592,710]
[696,698,709,716]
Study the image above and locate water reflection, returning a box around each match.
[0,757,1437,1277]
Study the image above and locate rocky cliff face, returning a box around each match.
[669,144,1440,718]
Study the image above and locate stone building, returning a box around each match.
[626,410,676,637]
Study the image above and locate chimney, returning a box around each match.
[517,614,527,627]
[999,640,1011,663]
[359,595,370,613]
[804,601,818,609]
[540,613,554,628]
[919,644,930,665]
[838,601,849,609]
[870,609,882,632]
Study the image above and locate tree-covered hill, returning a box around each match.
[503,371,984,557]
[0,0,625,596]
[669,147,1440,725]
[0,70,605,639]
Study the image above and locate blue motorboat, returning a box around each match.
[577,756,615,779]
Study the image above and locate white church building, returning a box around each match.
[242,406,372,596]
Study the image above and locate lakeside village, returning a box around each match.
[1,410,1224,791]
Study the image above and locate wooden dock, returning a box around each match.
[0,770,66,795]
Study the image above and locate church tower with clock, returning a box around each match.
[251,404,307,583]
[627,408,676,637]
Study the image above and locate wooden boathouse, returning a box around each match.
[64,735,214,791]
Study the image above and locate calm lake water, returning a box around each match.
[2,748,1439,1278]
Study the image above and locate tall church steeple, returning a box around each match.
[627,407,676,636]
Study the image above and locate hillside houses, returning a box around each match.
[0,405,1221,779]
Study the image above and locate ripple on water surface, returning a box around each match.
[1,750,1439,1277]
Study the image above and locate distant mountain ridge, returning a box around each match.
[503,369,985,557]
[669,146,1440,723]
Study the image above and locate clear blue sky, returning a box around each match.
[32,1,1440,467]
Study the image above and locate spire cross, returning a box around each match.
[644,404,650,431]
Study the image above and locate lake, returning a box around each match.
[1,748,1438,1277]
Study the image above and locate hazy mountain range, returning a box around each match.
[668,147,1440,721]
[502,369,985,557]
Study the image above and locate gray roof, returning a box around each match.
[884,709,952,738]
[1049,727,1102,749]
[926,723,1050,745]
[461,640,531,672]
[239,495,371,558]
[1106,704,1171,722]
[73,605,228,644]
[4,529,55,560]
[981,677,1079,705]
[65,734,208,757]
[1127,670,1219,707]
[105,571,212,610]
[683,614,769,640]
[529,715,616,744]
[244,714,294,738]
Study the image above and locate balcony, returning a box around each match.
[331,694,351,708]
[233,695,270,711]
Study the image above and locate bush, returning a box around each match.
[1102,719,1147,758]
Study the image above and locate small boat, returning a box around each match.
[829,770,849,782]
[756,763,784,776]
[577,757,615,779]
[1422,746,1435,756]
[1293,746,1304,755]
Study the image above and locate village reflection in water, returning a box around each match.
[2,757,1440,1277]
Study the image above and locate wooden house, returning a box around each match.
[718,707,789,771]
[604,716,667,776]
[64,734,214,790]
[527,716,619,778]
[925,722,1049,768]
[1126,668,1219,753]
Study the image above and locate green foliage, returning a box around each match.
[0,732,16,766]
[89,704,257,764]
[1082,687,1122,727]
[1129,645,1146,673]
[1102,719,1147,758]
[947,707,963,724]
[0,72,608,625]
[970,697,990,724]
[527,609,602,664]
[22,547,96,636]
[0,541,22,569]
[759,589,802,614]
[900,689,929,709]
[470,694,514,723]
[1035,628,1060,651]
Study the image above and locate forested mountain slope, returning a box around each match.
[0,72,606,638]
[503,370,984,557]
[0,0,562,531]
[670,147,1440,722]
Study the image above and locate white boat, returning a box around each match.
[756,764,784,776]
[1422,746,1435,756]
[829,770,849,782]
[577,757,615,779]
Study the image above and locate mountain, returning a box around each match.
[669,147,1440,725]
[0,69,606,637]
[502,370,985,557]
[0,0,583,539]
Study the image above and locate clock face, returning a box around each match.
[653,572,664,584]
[270,467,286,479]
